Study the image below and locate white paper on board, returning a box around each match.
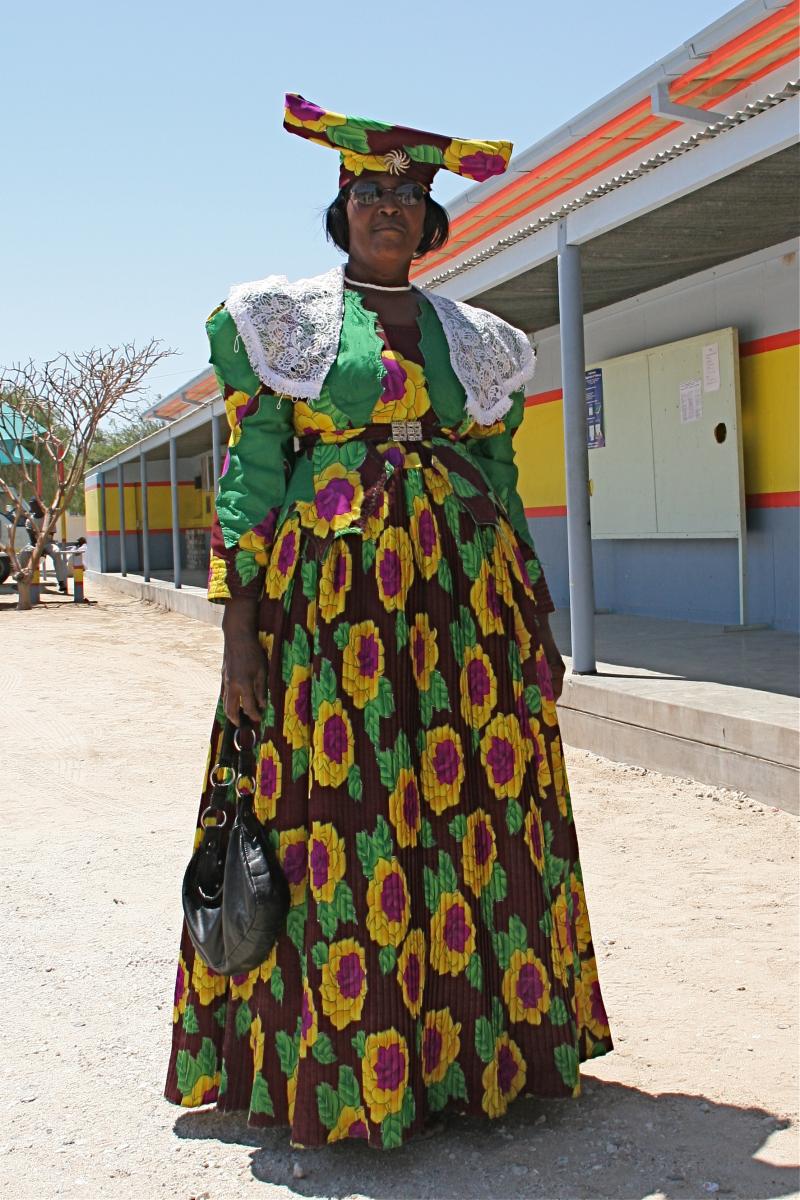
[702,343,721,392]
[679,379,703,423]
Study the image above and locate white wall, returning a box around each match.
[531,238,799,385]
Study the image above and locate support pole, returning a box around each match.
[557,223,596,674]
[140,451,150,582]
[117,461,127,577]
[98,472,108,575]
[169,437,182,590]
[73,550,85,603]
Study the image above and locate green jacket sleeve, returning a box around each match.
[206,305,295,603]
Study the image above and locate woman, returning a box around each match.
[165,95,612,1149]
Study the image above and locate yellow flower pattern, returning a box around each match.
[319,539,352,622]
[396,928,426,1017]
[481,1034,526,1118]
[308,821,346,904]
[362,1030,409,1123]
[366,858,411,947]
[312,699,355,788]
[420,726,465,814]
[409,613,438,691]
[430,890,476,976]
[320,938,368,1029]
[342,621,384,708]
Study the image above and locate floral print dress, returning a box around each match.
[165,287,613,1148]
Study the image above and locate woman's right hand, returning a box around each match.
[221,598,265,725]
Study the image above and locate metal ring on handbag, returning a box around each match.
[200,806,228,829]
[234,726,257,753]
[235,773,256,798]
[210,764,235,787]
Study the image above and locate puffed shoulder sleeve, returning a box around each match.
[206,305,295,604]
[468,389,554,614]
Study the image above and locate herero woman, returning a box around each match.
[165,94,612,1148]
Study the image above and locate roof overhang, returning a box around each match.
[142,364,218,422]
[87,394,225,475]
[413,1,799,285]
[430,90,799,329]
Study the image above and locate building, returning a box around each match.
[85,0,800,633]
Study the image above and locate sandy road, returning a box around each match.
[2,582,798,1200]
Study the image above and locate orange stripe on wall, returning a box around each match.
[746,491,800,509]
[740,329,800,357]
[525,505,567,518]
[86,528,200,536]
[85,480,197,492]
[525,389,563,407]
[524,495,799,518]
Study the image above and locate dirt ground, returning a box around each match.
[3,581,798,1200]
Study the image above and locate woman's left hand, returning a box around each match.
[545,649,566,702]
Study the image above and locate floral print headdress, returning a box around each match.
[284,93,513,189]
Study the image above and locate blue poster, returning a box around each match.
[585,368,605,449]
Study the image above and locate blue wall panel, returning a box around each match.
[527,507,799,631]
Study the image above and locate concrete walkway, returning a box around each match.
[552,612,799,814]
[87,570,799,814]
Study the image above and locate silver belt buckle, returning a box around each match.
[391,419,422,441]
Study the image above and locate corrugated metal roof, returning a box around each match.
[421,82,800,290]
[414,2,800,279]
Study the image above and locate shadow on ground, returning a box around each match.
[174,1077,797,1199]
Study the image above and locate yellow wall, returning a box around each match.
[85,482,215,534]
[515,399,566,511]
[739,344,800,496]
[516,339,799,510]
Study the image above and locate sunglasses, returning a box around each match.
[349,180,427,207]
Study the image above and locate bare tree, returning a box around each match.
[1,340,172,609]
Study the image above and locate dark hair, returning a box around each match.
[324,188,450,259]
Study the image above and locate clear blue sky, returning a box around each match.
[3,0,736,405]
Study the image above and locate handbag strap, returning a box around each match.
[232,715,258,810]
[200,714,257,831]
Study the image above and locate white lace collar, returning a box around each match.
[226,264,535,425]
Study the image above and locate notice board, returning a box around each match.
[587,327,744,540]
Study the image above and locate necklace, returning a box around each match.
[343,273,413,293]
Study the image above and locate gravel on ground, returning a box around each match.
[3,582,798,1200]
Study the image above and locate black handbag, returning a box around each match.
[182,715,290,975]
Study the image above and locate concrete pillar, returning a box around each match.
[140,451,150,582]
[169,436,182,590]
[98,472,108,574]
[116,461,127,576]
[557,223,596,674]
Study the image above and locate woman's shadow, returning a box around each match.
[174,1076,798,1199]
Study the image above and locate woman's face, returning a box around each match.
[345,172,427,276]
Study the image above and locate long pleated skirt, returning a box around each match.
[165,438,613,1148]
